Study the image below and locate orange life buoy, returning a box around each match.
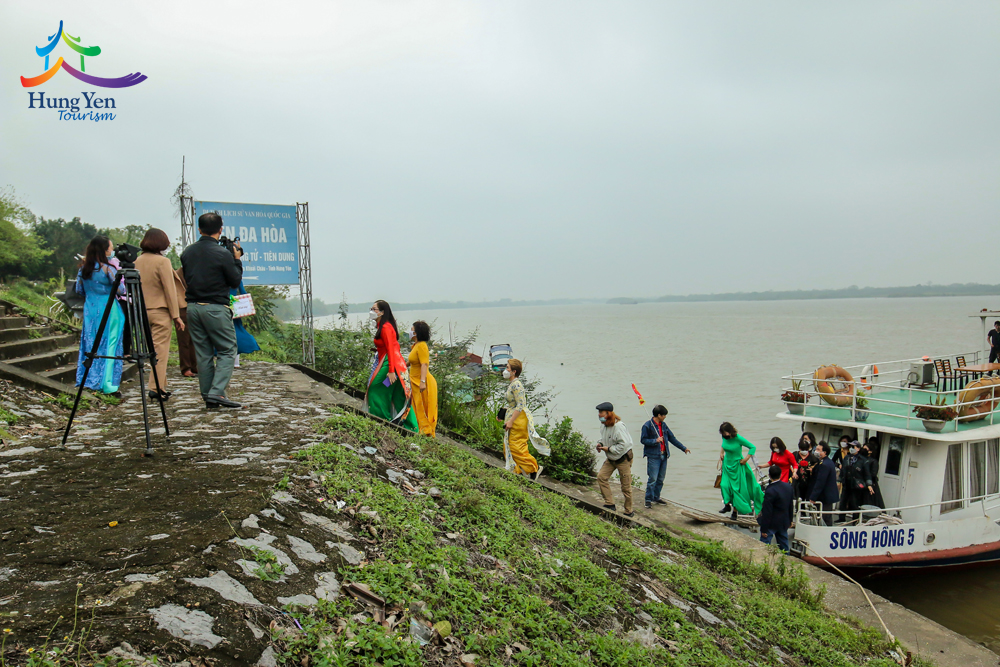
[957,377,1000,421]
[813,365,855,407]
[860,364,880,389]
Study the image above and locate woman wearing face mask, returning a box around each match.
[74,236,126,395]
[862,439,885,508]
[364,300,418,432]
[500,359,550,480]
[838,440,874,522]
[831,435,851,471]
[717,422,764,520]
[792,432,818,500]
[407,320,437,437]
[759,436,798,483]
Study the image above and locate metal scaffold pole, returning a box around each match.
[176,157,195,250]
[297,202,315,366]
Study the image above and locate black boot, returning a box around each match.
[719,503,732,514]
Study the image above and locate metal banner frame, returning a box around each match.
[297,202,315,367]
[179,194,314,368]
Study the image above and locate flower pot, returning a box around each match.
[854,410,869,422]
[785,402,805,415]
[922,419,946,433]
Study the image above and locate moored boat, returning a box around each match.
[777,333,1000,575]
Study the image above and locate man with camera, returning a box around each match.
[181,212,244,409]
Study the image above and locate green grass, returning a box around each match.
[251,546,286,582]
[279,409,923,667]
[0,406,19,426]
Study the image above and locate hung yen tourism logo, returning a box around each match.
[20,20,147,122]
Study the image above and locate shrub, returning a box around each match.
[536,417,597,484]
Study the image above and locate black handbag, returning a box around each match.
[497,407,507,422]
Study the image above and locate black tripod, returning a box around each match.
[62,253,170,456]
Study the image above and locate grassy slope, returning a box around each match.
[279,410,919,667]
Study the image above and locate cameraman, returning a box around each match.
[181,212,244,409]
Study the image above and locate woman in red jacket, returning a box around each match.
[364,300,418,432]
[760,437,798,483]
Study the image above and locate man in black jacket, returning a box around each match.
[758,465,793,553]
[809,441,840,526]
[180,212,244,409]
[838,441,874,522]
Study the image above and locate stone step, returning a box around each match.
[0,334,79,361]
[0,326,51,343]
[41,360,138,387]
[7,346,80,373]
[0,317,30,330]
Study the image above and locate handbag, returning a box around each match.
[497,407,507,422]
[714,473,723,489]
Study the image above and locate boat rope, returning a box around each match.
[799,542,898,648]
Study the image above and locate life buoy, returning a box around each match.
[860,364,879,389]
[813,365,855,407]
[957,377,1000,421]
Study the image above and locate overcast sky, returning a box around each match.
[2,1,998,303]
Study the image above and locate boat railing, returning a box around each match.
[780,350,999,431]
[795,492,1000,526]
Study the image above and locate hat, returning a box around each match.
[595,401,614,411]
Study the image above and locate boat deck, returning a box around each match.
[795,387,1000,433]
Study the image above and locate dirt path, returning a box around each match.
[0,362,360,664]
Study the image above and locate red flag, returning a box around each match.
[631,383,645,406]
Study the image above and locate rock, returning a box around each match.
[327,541,364,565]
[640,584,661,603]
[245,619,265,639]
[147,534,170,541]
[625,626,657,647]
[669,597,691,612]
[300,512,353,540]
[287,535,327,563]
[277,594,318,607]
[148,604,223,648]
[637,611,653,623]
[260,508,286,521]
[695,606,722,625]
[184,571,263,606]
[314,572,340,601]
[242,514,260,530]
[405,469,425,479]
[0,446,42,457]
[428,487,442,498]
[272,491,298,504]
[385,469,408,485]
[256,646,278,667]
[231,535,299,576]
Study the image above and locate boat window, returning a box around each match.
[989,439,1000,495]
[885,437,905,476]
[941,443,964,513]
[970,441,987,499]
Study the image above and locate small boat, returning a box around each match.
[773,320,1000,574]
[488,344,514,372]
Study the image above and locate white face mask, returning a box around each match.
[849,447,859,455]
[502,369,511,379]
[369,309,379,321]
[410,329,416,340]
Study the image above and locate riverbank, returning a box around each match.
[1,361,993,665]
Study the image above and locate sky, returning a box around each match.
[1,1,998,304]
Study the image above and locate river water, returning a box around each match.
[316,295,1000,652]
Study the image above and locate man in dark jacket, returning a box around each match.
[838,441,874,522]
[639,404,690,509]
[809,441,840,526]
[758,465,794,553]
[180,212,244,409]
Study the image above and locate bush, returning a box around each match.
[536,416,598,485]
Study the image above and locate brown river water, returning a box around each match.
[318,295,1000,653]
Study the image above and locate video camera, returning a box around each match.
[218,235,243,258]
[114,242,141,267]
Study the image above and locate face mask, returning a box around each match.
[599,416,607,424]
[369,310,378,321]
[409,330,416,340]
[850,447,859,455]
[502,369,511,379]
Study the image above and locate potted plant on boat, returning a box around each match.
[854,389,870,422]
[912,396,957,433]
[781,380,806,415]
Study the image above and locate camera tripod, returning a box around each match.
[62,259,170,456]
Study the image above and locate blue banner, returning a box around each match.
[193,201,299,286]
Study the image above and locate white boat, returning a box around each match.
[779,317,1000,574]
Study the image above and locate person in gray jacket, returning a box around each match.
[595,402,635,517]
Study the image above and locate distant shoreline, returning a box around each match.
[283,282,1000,318]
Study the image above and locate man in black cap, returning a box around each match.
[594,402,635,517]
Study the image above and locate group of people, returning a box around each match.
[74,213,260,407]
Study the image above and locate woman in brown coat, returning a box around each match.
[134,228,184,400]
